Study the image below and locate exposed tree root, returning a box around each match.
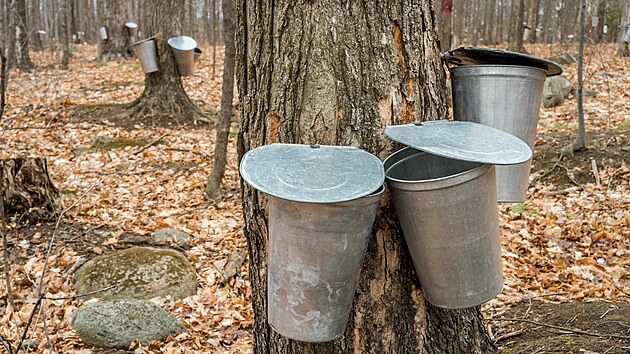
[124,91,209,128]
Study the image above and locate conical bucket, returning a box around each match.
[384,147,503,309]
[168,36,197,76]
[125,22,138,37]
[451,65,546,202]
[268,187,382,342]
[194,47,202,64]
[98,26,108,40]
[132,37,159,74]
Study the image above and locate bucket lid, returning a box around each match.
[125,22,138,29]
[442,47,563,76]
[240,143,384,203]
[167,36,197,51]
[385,120,532,165]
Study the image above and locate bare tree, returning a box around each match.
[9,0,34,71]
[617,0,630,56]
[237,0,496,352]
[205,0,235,200]
[97,0,134,61]
[508,0,527,52]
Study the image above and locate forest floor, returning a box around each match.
[0,43,628,353]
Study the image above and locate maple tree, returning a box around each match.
[96,0,134,61]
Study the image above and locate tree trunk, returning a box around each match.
[508,0,527,52]
[97,0,134,61]
[61,0,71,69]
[617,0,630,56]
[126,0,204,124]
[236,1,497,353]
[439,0,453,51]
[0,158,63,222]
[11,0,34,71]
[205,0,235,200]
[1,47,7,121]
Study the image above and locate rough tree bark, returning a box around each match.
[617,0,630,56]
[126,0,205,124]
[97,0,134,61]
[236,1,497,353]
[508,0,527,52]
[62,0,72,69]
[0,158,63,221]
[205,0,235,200]
[10,0,34,71]
[439,0,453,51]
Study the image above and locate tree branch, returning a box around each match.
[484,317,630,340]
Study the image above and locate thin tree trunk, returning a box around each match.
[97,0,133,61]
[439,0,453,51]
[12,0,34,71]
[236,1,497,353]
[205,0,235,200]
[508,0,527,52]
[0,47,7,121]
[617,0,630,56]
[61,0,71,69]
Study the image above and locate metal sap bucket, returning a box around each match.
[240,143,384,342]
[98,26,108,40]
[384,148,501,308]
[167,36,197,76]
[384,121,532,308]
[125,22,138,37]
[451,65,545,202]
[132,37,159,73]
[268,187,382,342]
[194,47,202,64]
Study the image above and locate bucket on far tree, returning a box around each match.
[240,143,384,342]
[132,37,159,74]
[443,47,563,202]
[98,26,108,40]
[167,36,197,76]
[194,47,202,64]
[125,22,138,37]
[384,121,532,308]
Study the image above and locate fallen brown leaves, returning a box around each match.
[0,43,628,353]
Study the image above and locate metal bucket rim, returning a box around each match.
[384,149,490,190]
[132,36,156,46]
[125,22,138,28]
[450,64,547,75]
[267,184,383,207]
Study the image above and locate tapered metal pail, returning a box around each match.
[132,37,159,74]
[98,26,108,40]
[268,187,382,342]
[125,22,138,37]
[451,65,546,202]
[194,47,202,63]
[168,36,197,76]
[384,148,503,309]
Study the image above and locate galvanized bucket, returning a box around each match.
[132,37,159,74]
[194,47,202,64]
[451,65,546,202]
[167,36,197,76]
[125,22,138,37]
[384,147,503,308]
[98,26,108,40]
[268,186,382,342]
[240,143,385,342]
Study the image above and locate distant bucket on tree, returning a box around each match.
[98,26,108,40]
[125,22,138,37]
[194,47,202,64]
[132,37,159,74]
[168,36,197,76]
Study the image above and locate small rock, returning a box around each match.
[74,247,198,300]
[548,53,578,65]
[543,76,574,108]
[595,71,611,78]
[154,228,191,242]
[583,89,597,97]
[72,299,185,349]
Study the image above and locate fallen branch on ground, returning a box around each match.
[484,317,630,340]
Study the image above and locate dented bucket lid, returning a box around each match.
[125,22,138,29]
[240,144,384,204]
[442,46,563,76]
[167,36,197,51]
[385,120,532,165]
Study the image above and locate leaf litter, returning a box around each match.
[0,43,628,353]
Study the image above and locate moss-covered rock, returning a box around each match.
[74,247,197,300]
[72,299,186,348]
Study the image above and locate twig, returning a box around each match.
[607,167,624,192]
[484,317,630,340]
[132,133,167,155]
[493,329,524,342]
[1,187,15,309]
[0,334,14,354]
[45,284,118,301]
[15,178,104,353]
[41,303,53,354]
[88,169,159,176]
[591,159,600,185]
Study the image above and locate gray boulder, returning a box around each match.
[548,53,577,65]
[72,299,186,349]
[74,247,197,301]
[542,76,574,108]
[154,228,191,242]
